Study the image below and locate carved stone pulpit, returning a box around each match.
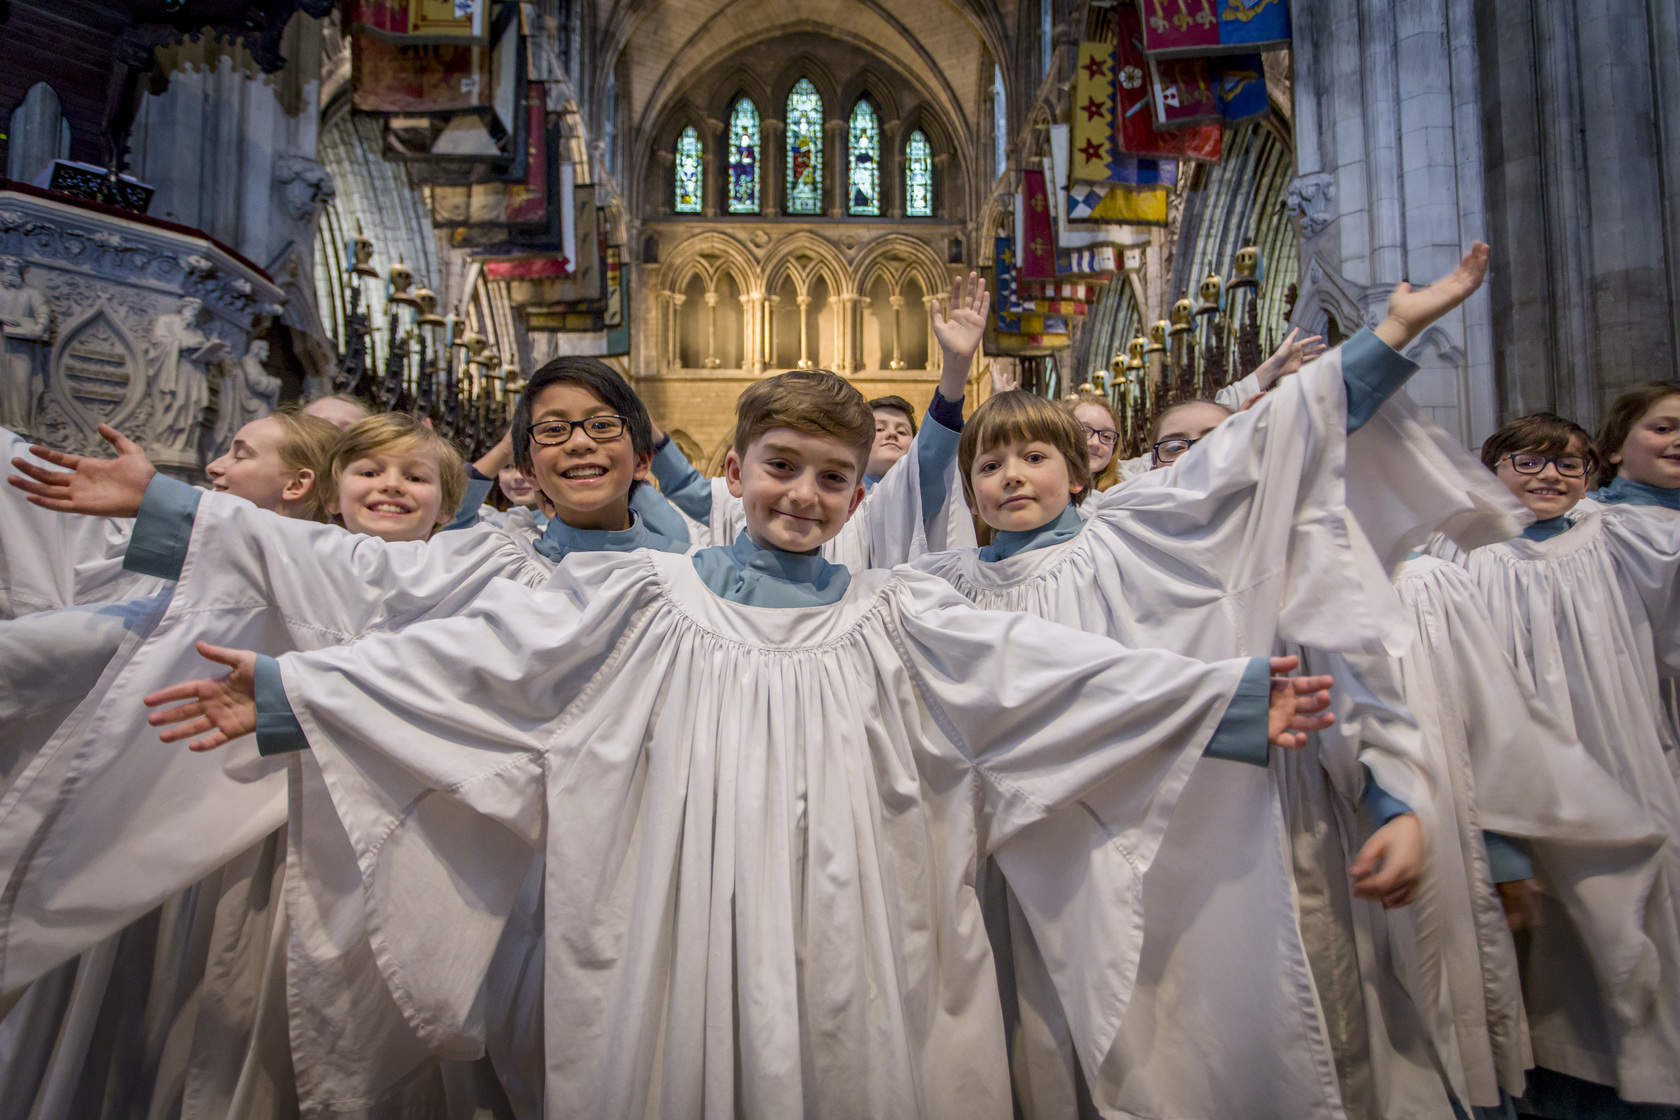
[0,181,285,476]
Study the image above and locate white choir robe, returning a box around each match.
[915,348,1524,1120]
[690,423,977,563]
[1388,555,1664,1109]
[1431,503,1680,1105]
[0,498,562,1116]
[0,426,165,617]
[271,551,1255,1119]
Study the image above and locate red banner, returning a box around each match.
[1114,5,1222,160]
[1020,169,1057,280]
[1149,56,1220,129]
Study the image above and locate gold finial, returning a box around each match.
[414,287,446,327]
[1234,245,1260,279]
[1126,335,1148,364]
[1197,272,1223,308]
[1146,318,1169,352]
[388,260,421,308]
[1169,295,1196,333]
[349,223,380,279]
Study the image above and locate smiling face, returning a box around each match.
[1494,435,1592,521]
[1074,402,1118,474]
[497,463,540,508]
[527,382,650,532]
[204,415,314,514]
[1611,394,1680,489]
[1151,400,1232,469]
[868,408,915,479]
[329,440,448,542]
[970,439,1082,533]
[726,427,866,553]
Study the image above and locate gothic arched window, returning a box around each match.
[847,99,880,216]
[785,79,824,215]
[726,98,761,214]
[905,130,933,217]
[674,125,702,213]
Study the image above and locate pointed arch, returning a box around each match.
[674,125,703,213]
[847,99,881,216]
[726,97,762,214]
[784,78,825,215]
[904,129,933,217]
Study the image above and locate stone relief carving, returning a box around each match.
[3,189,283,473]
[1285,172,1336,239]
[211,338,281,456]
[275,155,337,221]
[0,256,53,432]
[148,296,229,463]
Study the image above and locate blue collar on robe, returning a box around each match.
[978,504,1086,561]
[691,530,851,607]
[532,509,686,563]
[1589,475,1680,510]
[862,474,879,492]
[1521,514,1574,543]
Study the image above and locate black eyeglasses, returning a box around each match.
[527,415,629,445]
[1082,424,1119,448]
[1499,452,1592,478]
[1152,436,1202,464]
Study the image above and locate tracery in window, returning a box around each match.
[727,98,761,214]
[905,130,933,217]
[847,100,880,216]
[785,79,824,215]
[674,126,702,213]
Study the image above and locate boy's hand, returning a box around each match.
[931,271,988,364]
[1373,242,1490,353]
[1266,655,1335,748]
[1350,813,1424,908]
[8,424,156,518]
[1251,328,1327,390]
[144,641,260,752]
[1496,878,1543,931]
[473,425,515,478]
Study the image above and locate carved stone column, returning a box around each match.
[887,293,906,369]
[796,294,813,369]
[839,294,861,372]
[740,291,759,372]
[703,289,720,368]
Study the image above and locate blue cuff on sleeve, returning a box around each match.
[124,473,202,580]
[1341,327,1419,433]
[1203,657,1273,766]
[441,472,496,532]
[1362,764,1413,825]
[915,395,964,523]
[253,654,310,757]
[1483,832,1534,883]
[650,438,714,523]
[925,389,965,433]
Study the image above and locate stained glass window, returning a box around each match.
[785,79,824,215]
[905,130,933,217]
[674,125,702,213]
[727,98,760,214]
[847,100,880,216]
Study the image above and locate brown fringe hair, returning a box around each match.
[732,370,875,475]
[1479,412,1596,474]
[958,390,1093,508]
[1593,382,1680,488]
[322,413,468,529]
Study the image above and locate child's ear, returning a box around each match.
[724,449,745,499]
[1609,449,1624,465]
[846,482,866,518]
[285,468,316,503]
[632,449,653,481]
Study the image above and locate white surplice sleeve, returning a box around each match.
[889,576,1251,1082]
[0,427,161,617]
[277,558,657,1052]
[165,488,553,643]
[1602,505,1680,679]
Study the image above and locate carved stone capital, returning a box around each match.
[275,155,337,222]
[1285,173,1336,240]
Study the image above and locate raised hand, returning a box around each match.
[8,424,156,518]
[1374,242,1490,352]
[931,271,989,364]
[144,641,261,752]
[1266,655,1335,748]
[1349,812,1424,909]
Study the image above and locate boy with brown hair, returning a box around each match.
[143,366,1337,1118]
[647,273,988,565]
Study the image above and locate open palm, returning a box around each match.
[931,271,989,360]
[8,424,156,518]
[145,642,261,752]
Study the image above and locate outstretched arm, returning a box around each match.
[146,641,259,752]
[1252,328,1327,392]
[8,424,156,519]
[932,271,987,402]
[1373,242,1489,353]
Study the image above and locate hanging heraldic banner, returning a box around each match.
[1138,0,1291,58]
[1148,53,1269,129]
[348,0,487,42]
[1114,5,1222,159]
